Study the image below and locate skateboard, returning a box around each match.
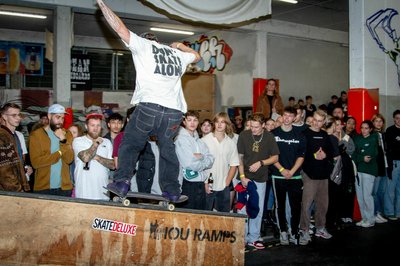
[104,187,188,211]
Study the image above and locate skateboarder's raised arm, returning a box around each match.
[96,0,130,44]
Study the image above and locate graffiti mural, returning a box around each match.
[366,8,400,86]
[186,35,233,74]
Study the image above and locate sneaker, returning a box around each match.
[345,218,353,223]
[289,233,298,245]
[280,231,289,245]
[360,221,375,228]
[299,230,311,245]
[247,241,265,250]
[309,223,315,235]
[387,216,398,221]
[106,180,130,197]
[375,214,388,223]
[377,214,388,222]
[161,191,181,203]
[355,220,364,226]
[315,228,332,239]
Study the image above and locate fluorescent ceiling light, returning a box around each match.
[279,0,298,4]
[150,27,194,35]
[0,10,47,19]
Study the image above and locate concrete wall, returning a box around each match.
[267,34,349,106]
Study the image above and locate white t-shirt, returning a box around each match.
[201,133,240,191]
[15,130,27,155]
[124,31,196,113]
[73,136,113,200]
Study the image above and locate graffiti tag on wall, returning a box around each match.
[186,35,233,74]
[366,8,400,86]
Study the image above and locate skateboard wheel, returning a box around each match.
[123,199,130,206]
[167,204,175,211]
[112,196,120,202]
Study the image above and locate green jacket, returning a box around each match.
[353,133,379,176]
[29,127,74,191]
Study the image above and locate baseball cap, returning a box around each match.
[86,113,104,120]
[140,32,158,42]
[48,104,67,114]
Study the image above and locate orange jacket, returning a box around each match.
[29,127,74,191]
[255,93,284,119]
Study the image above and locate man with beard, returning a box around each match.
[29,104,74,196]
[73,113,115,200]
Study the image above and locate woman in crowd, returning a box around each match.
[353,120,379,228]
[68,123,84,197]
[332,118,356,223]
[323,116,341,229]
[199,118,213,137]
[371,113,389,223]
[344,116,358,139]
[255,79,284,119]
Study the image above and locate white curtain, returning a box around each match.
[145,0,271,25]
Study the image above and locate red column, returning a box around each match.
[347,88,379,221]
[63,107,73,129]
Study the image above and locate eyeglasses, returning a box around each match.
[5,113,23,118]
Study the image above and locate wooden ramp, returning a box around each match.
[0,191,245,265]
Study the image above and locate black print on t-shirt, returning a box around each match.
[152,45,182,76]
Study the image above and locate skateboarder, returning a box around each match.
[96,0,201,202]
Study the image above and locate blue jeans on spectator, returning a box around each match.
[372,176,387,215]
[384,160,400,217]
[262,178,274,219]
[114,102,183,196]
[238,181,266,244]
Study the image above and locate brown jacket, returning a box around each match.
[255,93,284,119]
[29,127,74,191]
[0,125,30,192]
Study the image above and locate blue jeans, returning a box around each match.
[114,102,183,195]
[372,176,387,215]
[238,181,266,243]
[384,160,400,217]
